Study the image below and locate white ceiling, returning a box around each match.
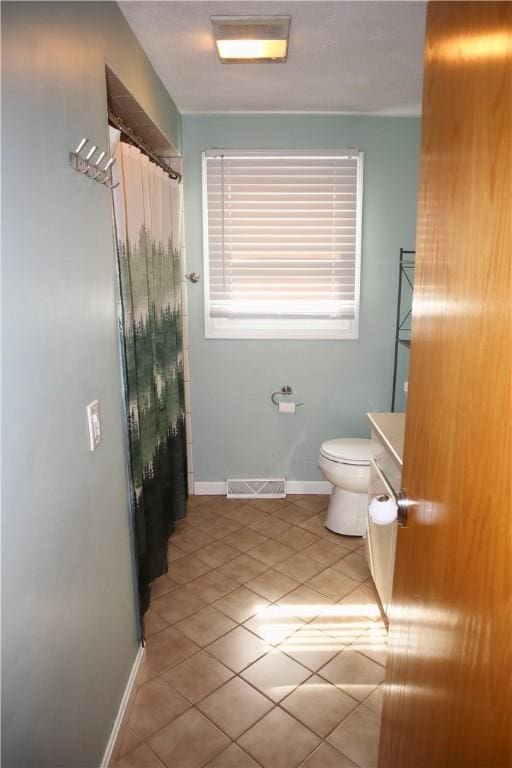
[119,1,426,115]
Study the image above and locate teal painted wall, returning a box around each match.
[183,115,419,482]
[1,3,181,766]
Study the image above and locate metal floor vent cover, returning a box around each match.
[226,478,286,499]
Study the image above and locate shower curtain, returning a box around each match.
[112,136,187,617]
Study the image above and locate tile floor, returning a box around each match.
[112,495,386,768]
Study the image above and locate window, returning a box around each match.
[202,149,363,339]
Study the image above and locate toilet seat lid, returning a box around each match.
[320,438,380,465]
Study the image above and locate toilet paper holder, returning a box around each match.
[270,386,304,408]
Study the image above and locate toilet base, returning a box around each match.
[324,486,368,536]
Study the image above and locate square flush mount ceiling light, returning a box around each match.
[211,15,291,63]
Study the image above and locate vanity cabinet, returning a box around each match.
[366,412,405,618]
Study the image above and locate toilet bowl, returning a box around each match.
[318,438,381,536]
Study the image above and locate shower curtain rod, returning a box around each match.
[108,109,182,183]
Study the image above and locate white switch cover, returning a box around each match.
[86,400,102,451]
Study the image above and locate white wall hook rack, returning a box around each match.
[69,137,119,189]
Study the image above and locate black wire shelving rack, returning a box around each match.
[391,248,415,412]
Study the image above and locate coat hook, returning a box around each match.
[89,150,106,179]
[74,137,88,155]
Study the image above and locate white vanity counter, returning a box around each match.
[365,411,406,618]
[367,412,406,467]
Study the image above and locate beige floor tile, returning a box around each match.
[184,571,238,604]
[163,650,233,704]
[278,623,344,671]
[222,504,270,525]
[217,554,269,584]
[273,526,319,552]
[250,498,290,513]
[291,495,330,513]
[275,552,325,582]
[176,606,237,646]
[336,583,383,622]
[200,516,245,540]
[241,649,311,702]
[248,516,292,538]
[243,609,304,646]
[332,551,371,582]
[171,528,216,553]
[301,540,350,567]
[309,610,376,646]
[363,685,384,717]
[186,508,220,528]
[297,514,328,537]
[246,569,300,602]
[238,707,321,768]
[151,575,178,600]
[205,743,260,768]
[318,648,385,701]
[151,586,206,624]
[307,568,360,601]
[187,494,210,507]
[167,542,187,563]
[206,626,270,673]
[200,497,239,510]
[221,528,269,552]
[198,677,274,739]
[196,541,240,568]
[276,585,334,621]
[327,704,381,768]
[149,708,230,768]
[117,498,385,768]
[168,554,212,585]
[142,626,200,680]
[129,677,190,738]
[280,674,358,737]
[249,540,297,567]
[273,506,314,525]
[327,534,365,552]
[114,725,143,760]
[350,621,388,666]
[212,585,270,623]
[115,743,165,768]
[298,742,357,768]
[144,609,169,638]
[175,519,195,532]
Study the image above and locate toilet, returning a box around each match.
[318,438,381,536]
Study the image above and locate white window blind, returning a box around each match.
[202,149,363,339]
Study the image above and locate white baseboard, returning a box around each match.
[286,481,332,494]
[100,644,145,768]
[194,481,226,495]
[193,480,332,496]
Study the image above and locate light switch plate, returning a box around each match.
[86,400,102,451]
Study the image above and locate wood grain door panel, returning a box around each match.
[378,4,512,766]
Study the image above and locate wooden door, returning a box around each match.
[378,4,512,767]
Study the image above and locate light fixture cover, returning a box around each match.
[211,15,291,63]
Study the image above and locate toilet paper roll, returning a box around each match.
[278,401,296,414]
[369,494,398,525]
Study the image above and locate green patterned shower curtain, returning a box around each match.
[112,137,187,617]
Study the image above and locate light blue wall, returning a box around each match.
[183,115,419,483]
[1,3,181,766]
